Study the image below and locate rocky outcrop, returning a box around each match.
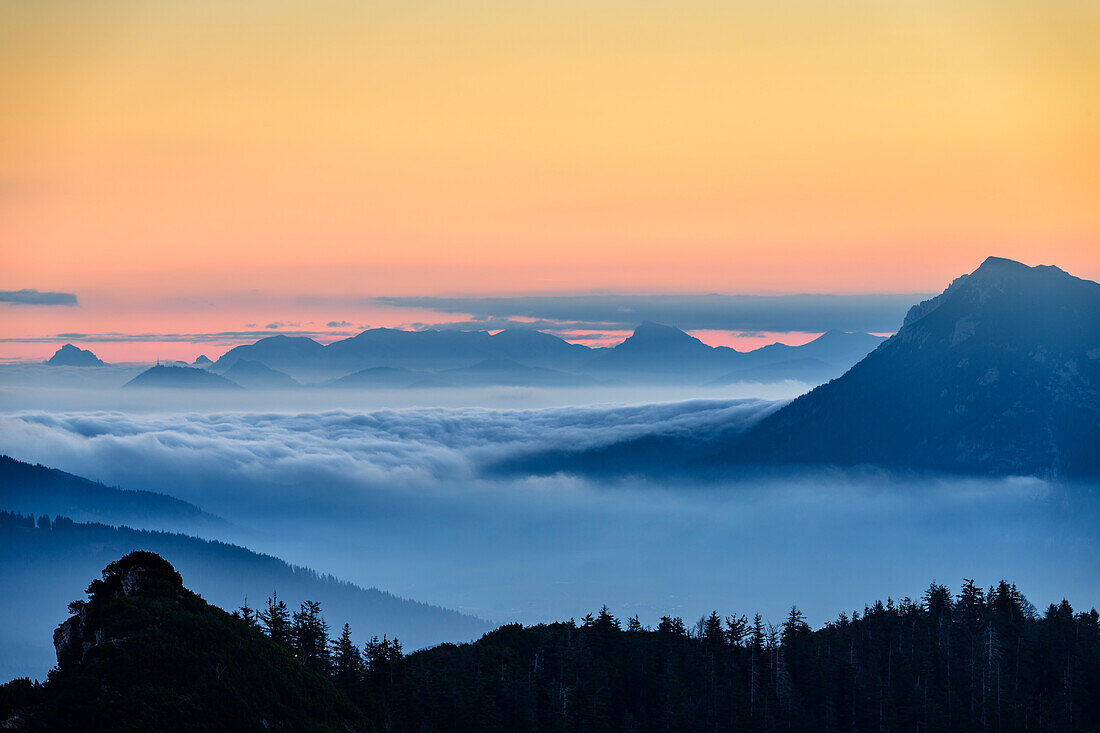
[53,552,182,669]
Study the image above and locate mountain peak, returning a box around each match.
[626,321,699,345]
[967,256,1077,287]
[46,343,105,367]
[974,255,1029,273]
[902,257,1086,328]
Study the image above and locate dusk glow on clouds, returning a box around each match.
[2,0,1099,360]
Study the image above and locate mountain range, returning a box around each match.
[31,318,888,391]
[203,324,884,388]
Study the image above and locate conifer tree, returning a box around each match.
[259,592,291,649]
[332,623,362,692]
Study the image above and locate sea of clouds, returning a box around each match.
[0,400,1096,636]
[0,400,777,511]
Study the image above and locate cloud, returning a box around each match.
[0,404,1082,639]
[0,289,78,306]
[0,401,776,511]
[370,293,929,333]
[0,329,353,344]
[327,321,353,328]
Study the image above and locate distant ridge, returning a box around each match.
[0,455,225,533]
[711,331,887,385]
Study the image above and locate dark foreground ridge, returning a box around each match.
[2,553,1097,732]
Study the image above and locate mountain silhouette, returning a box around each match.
[190,354,213,367]
[45,344,105,367]
[221,359,300,389]
[0,455,225,534]
[209,324,883,386]
[214,334,328,373]
[586,321,744,379]
[321,327,592,373]
[486,328,591,367]
[741,330,886,367]
[123,365,244,390]
[713,331,887,385]
[728,257,1100,477]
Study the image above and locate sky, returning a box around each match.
[2,0,1099,361]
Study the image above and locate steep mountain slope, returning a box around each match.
[45,344,105,367]
[728,257,1100,477]
[0,511,491,680]
[0,455,225,534]
[123,365,244,390]
[4,551,361,731]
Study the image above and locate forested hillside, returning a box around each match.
[356,585,1100,732]
[0,455,225,534]
[4,550,1096,732]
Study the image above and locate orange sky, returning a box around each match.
[1,0,1099,360]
